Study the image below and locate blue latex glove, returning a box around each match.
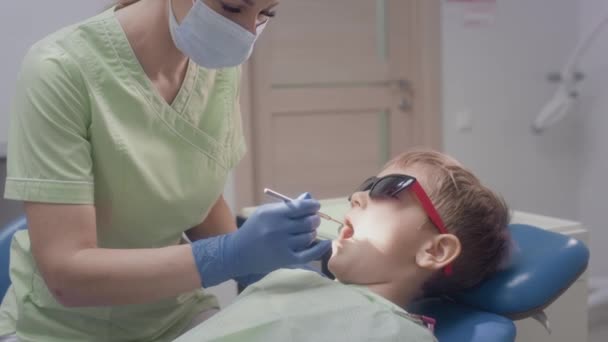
[192,193,332,287]
[234,193,330,288]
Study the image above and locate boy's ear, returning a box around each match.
[416,234,461,271]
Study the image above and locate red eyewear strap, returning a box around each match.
[410,181,453,276]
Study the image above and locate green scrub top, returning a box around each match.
[174,269,437,342]
[1,6,245,342]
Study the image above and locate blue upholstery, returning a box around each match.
[452,224,589,319]
[0,216,27,297]
[409,224,589,342]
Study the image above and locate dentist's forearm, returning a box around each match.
[24,202,220,308]
[50,244,201,307]
[187,195,237,241]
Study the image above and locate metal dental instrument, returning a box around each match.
[263,188,344,226]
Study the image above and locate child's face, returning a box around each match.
[328,165,438,285]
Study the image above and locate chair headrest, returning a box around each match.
[450,224,589,319]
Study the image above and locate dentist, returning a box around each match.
[0,0,329,341]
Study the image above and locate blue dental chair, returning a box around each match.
[0,216,27,297]
[407,223,589,342]
[0,218,589,342]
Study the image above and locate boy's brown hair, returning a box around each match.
[384,149,511,295]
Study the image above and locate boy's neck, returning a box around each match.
[366,280,422,309]
[359,269,429,309]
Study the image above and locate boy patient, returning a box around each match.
[175,149,511,342]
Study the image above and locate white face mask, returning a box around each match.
[169,0,267,69]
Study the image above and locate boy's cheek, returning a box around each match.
[354,216,397,239]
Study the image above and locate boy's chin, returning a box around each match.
[328,258,362,284]
[327,256,349,280]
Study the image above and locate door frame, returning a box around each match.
[234,0,442,210]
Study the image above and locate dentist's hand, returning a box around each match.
[192,193,332,287]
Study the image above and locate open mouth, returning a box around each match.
[338,217,355,240]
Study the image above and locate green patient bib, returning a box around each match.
[2,7,245,342]
[175,269,437,342]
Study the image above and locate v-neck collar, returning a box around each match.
[104,7,201,116]
[98,8,237,170]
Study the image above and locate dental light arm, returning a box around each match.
[532,87,578,134]
[532,9,608,133]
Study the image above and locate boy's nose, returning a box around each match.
[350,191,369,209]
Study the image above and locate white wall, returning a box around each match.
[578,0,608,277]
[442,0,583,220]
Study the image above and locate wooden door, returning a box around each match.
[236,0,441,207]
